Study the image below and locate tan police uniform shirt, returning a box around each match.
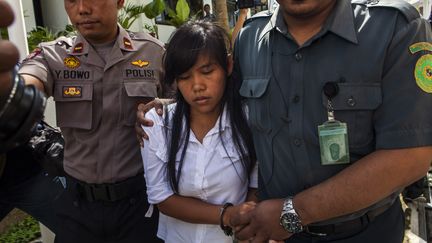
[19,26,165,183]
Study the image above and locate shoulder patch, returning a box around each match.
[245,10,272,26]
[410,42,432,93]
[363,0,420,22]
[128,31,165,48]
[22,48,42,63]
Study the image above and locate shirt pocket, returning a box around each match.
[217,144,247,178]
[121,80,158,126]
[239,77,272,133]
[53,82,93,129]
[322,83,382,151]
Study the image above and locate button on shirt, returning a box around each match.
[141,104,258,243]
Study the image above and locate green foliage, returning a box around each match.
[27,25,75,51]
[143,0,165,19]
[118,3,148,29]
[0,216,41,243]
[166,0,191,28]
[143,23,159,38]
[0,28,8,40]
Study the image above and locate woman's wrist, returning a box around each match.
[220,202,234,236]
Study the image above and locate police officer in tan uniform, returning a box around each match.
[18,0,166,242]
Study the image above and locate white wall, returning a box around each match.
[41,0,69,32]
[22,0,36,33]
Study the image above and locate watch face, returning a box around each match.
[281,212,303,233]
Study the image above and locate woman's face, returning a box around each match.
[176,53,231,118]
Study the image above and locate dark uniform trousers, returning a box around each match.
[54,174,162,243]
[287,199,404,243]
[0,146,63,233]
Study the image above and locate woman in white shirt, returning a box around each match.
[141,21,258,243]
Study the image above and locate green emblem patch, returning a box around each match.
[410,42,432,93]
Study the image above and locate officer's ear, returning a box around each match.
[117,0,125,9]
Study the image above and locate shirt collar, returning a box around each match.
[69,24,137,56]
[259,0,358,44]
[325,0,358,44]
[203,104,231,136]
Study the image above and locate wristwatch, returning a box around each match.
[279,197,303,234]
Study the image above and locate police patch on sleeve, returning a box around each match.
[409,42,432,93]
[22,48,42,63]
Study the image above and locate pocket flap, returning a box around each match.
[239,77,271,98]
[322,83,382,110]
[124,81,157,97]
[217,145,241,161]
[53,82,93,102]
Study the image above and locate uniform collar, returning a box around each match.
[259,0,358,44]
[69,25,138,56]
[325,0,358,44]
[117,25,138,52]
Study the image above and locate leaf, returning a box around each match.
[143,0,165,19]
[175,0,190,22]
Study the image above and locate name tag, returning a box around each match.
[55,69,93,80]
[124,68,156,80]
[318,121,350,165]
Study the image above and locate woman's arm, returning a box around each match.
[157,194,221,224]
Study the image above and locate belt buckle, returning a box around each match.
[84,184,111,202]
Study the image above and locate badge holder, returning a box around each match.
[318,82,350,165]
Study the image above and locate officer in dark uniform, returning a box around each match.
[229,0,432,242]
[18,0,168,242]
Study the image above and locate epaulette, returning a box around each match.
[244,10,272,26]
[353,0,420,22]
[127,31,164,48]
[38,36,74,49]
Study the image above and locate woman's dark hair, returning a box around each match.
[163,20,256,193]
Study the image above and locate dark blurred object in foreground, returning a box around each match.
[0,67,46,153]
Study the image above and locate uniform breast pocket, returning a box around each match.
[122,81,158,126]
[322,83,382,151]
[239,77,272,133]
[53,82,93,129]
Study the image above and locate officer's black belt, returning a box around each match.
[304,202,392,237]
[72,173,145,202]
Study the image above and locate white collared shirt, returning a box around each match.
[141,103,258,243]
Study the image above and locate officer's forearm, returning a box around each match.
[293,146,432,226]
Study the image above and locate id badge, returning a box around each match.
[318,121,350,165]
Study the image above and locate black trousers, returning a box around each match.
[0,146,64,233]
[54,175,162,243]
[286,199,404,243]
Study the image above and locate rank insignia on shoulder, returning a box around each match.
[64,56,81,69]
[73,43,84,53]
[63,86,82,98]
[131,60,150,68]
[409,42,432,93]
[23,48,42,62]
[124,37,133,50]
